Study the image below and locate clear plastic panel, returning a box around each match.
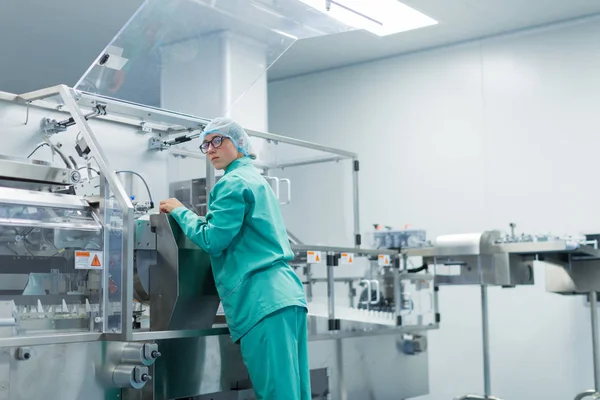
[162,131,355,244]
[259,139,355,247]
[0,205,105,336]
[75,0,355,117]
[399,275,436,327]
[104,182,125,333]
[0,203,101,232]
[295,251,397,326]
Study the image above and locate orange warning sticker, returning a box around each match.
[75,250,104,270]
[91,255,102,267]
[307,251,323,264]
[378,254,391,266]
[341,253,354,265]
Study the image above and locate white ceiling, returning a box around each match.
[268,0,600,80]
[1,0,600,94]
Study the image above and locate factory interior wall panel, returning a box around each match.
[269,16,600,400]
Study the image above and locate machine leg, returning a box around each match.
[590,292,600,390]
[481,285,491,397]
[453,286,504,400]
[573,292,600,400]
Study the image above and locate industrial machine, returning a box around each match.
[0,1,441,397]
[11,1,598,399]
[405,228,600,400]
[0,80,438,400]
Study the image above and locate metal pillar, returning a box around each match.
[326,253,340,330]
[352,158,360,248]
[591,291,600,390]
[304,265,313,303]
[573,292,600,400]
[481,285,491,397]
[454,285,504,400]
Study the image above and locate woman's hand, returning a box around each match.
[160,198,184,214]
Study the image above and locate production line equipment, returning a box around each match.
[403,228,600,400]
[0,84,440,400]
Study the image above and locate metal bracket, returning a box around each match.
[41,117,68,135]
[147,137,168,151]
[149,127,204,152]
[140,122,153,133]
[41,103,107,135]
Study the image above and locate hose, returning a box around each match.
[51,144,73,169]
[27,142,49,159]
[406,264,428,273]
[115,170,155,209]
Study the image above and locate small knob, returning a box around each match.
[151,350,161,359]
[17,347,31,361]
[113,365,150,389]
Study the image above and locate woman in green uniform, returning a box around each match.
[159,117,311,399]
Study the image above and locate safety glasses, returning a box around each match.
[200,136,229,154]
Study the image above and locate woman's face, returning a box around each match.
[202,134,241,170]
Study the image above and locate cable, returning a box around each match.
[115,170,155,209]
[406,264,428,273]
[27,142,73,169]
[50,144,73,169]
[77,166,100,176]
[69,156,79,169]
[27,143,49,158]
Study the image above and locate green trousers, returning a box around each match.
[240,306,311,400]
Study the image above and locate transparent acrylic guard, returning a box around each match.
[104,184,126,333]
[399,276,436,327]
[0,203,105,336]
[75,0,355,117]
[0,204,101,232]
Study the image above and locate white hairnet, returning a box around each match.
[201,117,256,160]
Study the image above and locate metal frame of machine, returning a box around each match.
[5,85,369,346]
[7,85,600,400]
[0,85,437,399]
[405,229,600,400]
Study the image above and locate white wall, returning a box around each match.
[268,16,600,400]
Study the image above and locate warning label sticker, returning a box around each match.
[307,251,322,264]
[75,251,104,270]
[340,253,354,265]
[378,254,391,267]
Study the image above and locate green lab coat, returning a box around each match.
[170,157,307,342]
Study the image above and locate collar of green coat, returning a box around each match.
[225,156,252,174]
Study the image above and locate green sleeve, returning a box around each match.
[170,177,247,254]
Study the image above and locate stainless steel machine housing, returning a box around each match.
[0,85,436,400]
